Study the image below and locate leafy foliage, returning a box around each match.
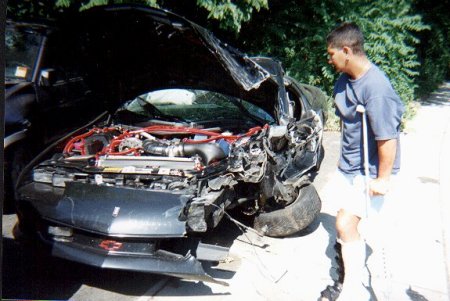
[196,0,268,31]
[232,0,441,128]
[8,0,267,31]
[52,0,267,31]
[55,0,159,11]
[413,0,450,97]
[7,0,61,20]
[238,0,428,108]
[344,0,429,104]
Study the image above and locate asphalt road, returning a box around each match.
[2,83,449,300]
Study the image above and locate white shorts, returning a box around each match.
[323,170,397,218]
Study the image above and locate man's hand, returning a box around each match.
[369,178,390,196]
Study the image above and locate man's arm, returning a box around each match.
[370,139,397,196]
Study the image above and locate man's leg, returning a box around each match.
[335,209,370,301]
[319,171,369,300]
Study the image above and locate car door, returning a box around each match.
[34,29,105,145]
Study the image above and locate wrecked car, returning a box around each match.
[15,5,327,285]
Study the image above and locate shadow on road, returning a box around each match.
[319,213,342,282]
[419,84,450,106]
[2,237,82,300]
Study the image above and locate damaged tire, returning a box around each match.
[254,184,321,237]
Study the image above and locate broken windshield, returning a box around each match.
[118,89,275,127]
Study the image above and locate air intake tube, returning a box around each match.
[142,140,227,165]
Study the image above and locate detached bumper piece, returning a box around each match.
[45,232,229,286]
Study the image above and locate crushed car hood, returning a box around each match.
[59,5,285,118]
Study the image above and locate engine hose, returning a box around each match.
[15,111,110,192]
[183,143,226,165]
[142,140,226,165]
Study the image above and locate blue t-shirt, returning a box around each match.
[334,64,405,176]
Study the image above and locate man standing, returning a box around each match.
[320,22,404,301]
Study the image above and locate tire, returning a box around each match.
[253,184,321,237]
[4,143,34,213]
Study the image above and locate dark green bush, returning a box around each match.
[413,0,450,97]
[238,0,429,108]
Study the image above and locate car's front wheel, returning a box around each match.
[253,184,321,237]
[4,143,34,213]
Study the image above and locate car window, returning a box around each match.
[5,26,42,81]
[120,89,275,126]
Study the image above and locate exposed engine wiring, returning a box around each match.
[208,202,264,237]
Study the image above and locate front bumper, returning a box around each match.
[16,181,230,285]
[48,237,228,285]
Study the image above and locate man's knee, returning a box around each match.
[336,217,353,237]
[336,210,360,241]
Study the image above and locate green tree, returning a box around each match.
[195,0,268,31]
[413,0,450,97]
[52,0,267,31]
[7,0,61,20]
[237,0,428,123]
[8,0,268,31]
[344,1,428,107]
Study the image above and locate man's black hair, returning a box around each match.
[327,22,365,55]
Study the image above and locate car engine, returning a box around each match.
[31,113,321,232]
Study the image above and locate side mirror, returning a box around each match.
[39,68,56,87]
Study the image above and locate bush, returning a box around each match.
[413,0,450,97]
[237,0,429,126]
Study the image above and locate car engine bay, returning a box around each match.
[29,111,321,231]
[33,113,321,189]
